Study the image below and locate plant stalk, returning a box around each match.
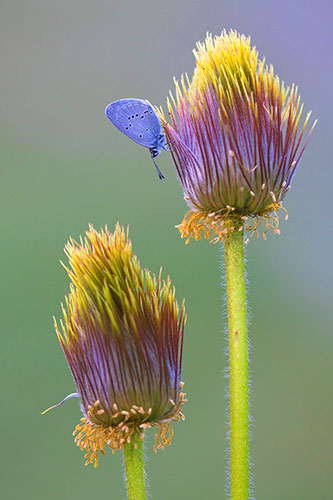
[224,225,250,499]
[123,433,147,500]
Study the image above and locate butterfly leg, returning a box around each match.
[163,141,173,152]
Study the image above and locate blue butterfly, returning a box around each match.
[105,98,170,180]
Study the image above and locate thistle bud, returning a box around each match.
[160,30,316,243]
[50,224,186,467]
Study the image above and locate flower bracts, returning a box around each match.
[55,224,186,466]
[159,30,316,243]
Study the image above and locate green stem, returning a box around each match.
[123,433,147,500]
[224,225,250,500]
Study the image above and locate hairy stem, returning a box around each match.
[224,225,250,499]
[123,433,147,500]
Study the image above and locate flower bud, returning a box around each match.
[51,224,186,467]
[160,30,316,243]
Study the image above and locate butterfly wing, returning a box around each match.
[105,99,163,149]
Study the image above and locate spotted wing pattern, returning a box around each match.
[105,99,162,149]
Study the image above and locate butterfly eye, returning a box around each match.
[139,134,143,138]
[136,114,139,117]
[146,128,149,131]
[141,115,144,119]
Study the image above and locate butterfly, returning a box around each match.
[105,98,170,179]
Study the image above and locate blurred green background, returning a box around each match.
[1,1,332,499]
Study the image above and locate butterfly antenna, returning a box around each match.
[151,156,165,180]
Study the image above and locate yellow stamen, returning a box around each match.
[72,389,186,467]
[177,203,286,244]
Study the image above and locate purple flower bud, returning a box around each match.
[159,31,316,244]
[51,224,186,467]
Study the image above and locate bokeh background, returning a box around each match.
[1,1,332,499]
